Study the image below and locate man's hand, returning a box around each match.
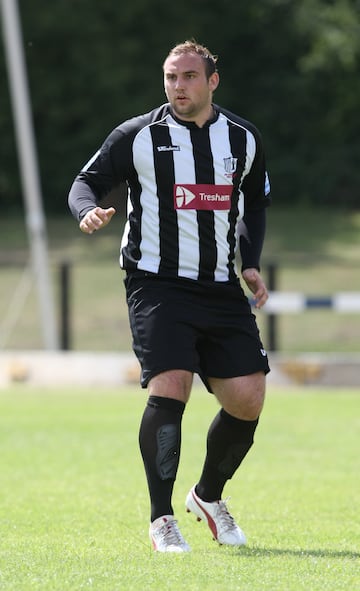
[242,268,268,309]
[79,207,116,234]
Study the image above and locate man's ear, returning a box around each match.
[209,72,220,92]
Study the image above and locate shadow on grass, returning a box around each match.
[234,546,359,560]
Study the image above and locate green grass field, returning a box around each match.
[0,385,359,591]
[1,207,360,352]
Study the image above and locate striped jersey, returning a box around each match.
[72,103,271,282]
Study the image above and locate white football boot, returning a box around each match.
[186,485,246,546]
[149,515,191,553]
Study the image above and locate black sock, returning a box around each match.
[139,395,185,522]
[196,409,259,502]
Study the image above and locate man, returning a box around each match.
[68,40,271,553]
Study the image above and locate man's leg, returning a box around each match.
[139,394,185,520]
[139,370,193,552]
[196,371,265,500]
[186,372,265,545]
[139,369,192,520]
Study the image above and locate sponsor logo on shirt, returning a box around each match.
[174,184,232,210]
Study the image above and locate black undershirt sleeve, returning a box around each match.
[68,180,99,222]
[238,208,266,272]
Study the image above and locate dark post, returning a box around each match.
[59,261,71,350]
[267,263,278,352]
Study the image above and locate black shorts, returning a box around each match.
[124,273,270,392]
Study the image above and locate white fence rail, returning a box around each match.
[254,292,360,314]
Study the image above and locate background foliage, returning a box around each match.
[1,0,360,214]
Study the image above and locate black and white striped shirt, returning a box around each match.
[69,103,271,282]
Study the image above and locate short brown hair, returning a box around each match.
[164,40,218,79]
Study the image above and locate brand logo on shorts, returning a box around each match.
[260,348,267,357]
[174,184,232,210]
[265,171,271,195]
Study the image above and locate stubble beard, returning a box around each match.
[171,100,196,121]
[171,97,211,124]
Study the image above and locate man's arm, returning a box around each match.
[238,208,266,272]
[68,180,98,222]
[68,180,116,233]
[239,208,268,309]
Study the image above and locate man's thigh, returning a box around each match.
[126,277,201,386]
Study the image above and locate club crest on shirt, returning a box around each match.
[223,157,238,175]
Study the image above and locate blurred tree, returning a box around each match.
[0,0,359,213]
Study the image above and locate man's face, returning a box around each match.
[163,53,219,126]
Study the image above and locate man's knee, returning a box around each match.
[148,369,193,402]
[210,372,266,420]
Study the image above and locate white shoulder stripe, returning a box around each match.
[82,150,100,172]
